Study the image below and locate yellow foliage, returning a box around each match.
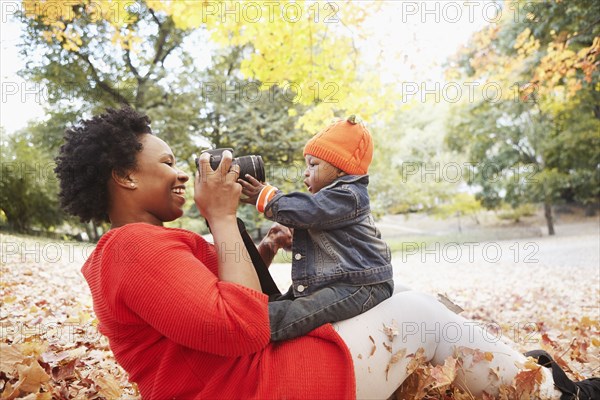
[145,0,387,131]
[22,0,389,131]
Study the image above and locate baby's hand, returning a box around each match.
[265,223,293,252]
[238,174,265,205]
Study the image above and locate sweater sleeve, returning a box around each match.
[265,187,360,229]
[104,225,271,357]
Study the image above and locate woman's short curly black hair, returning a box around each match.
[54,107,152,223]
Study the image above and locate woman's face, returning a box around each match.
[128,134,189,224]
[303,154,344,194]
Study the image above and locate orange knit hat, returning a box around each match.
[303,115,373,175]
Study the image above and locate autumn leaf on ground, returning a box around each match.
[405,348,427,375]
[541,333,560,349]
[455,346,494,364]
[368,335,376,357]
[430,356,458,389]
[513,360,543,400]
[14,360,51,393]
[383,342,392,353]
[94,374,123,398]
[382,320,399,342]
[437,293,464,314]
[0,343,25,375]
[385,348,407,380]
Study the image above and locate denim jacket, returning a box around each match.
[264,175,393,297]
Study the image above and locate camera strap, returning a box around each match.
[236,218,282,297]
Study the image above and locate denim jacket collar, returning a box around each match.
[322,174,369,191]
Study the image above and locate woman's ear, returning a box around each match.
[111,169,137,189]
[337,169,347,177]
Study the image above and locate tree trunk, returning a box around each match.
[544,201,555,235]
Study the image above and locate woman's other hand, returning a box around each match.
[195,150,262,291]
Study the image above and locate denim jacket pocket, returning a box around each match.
[312,231,343,277]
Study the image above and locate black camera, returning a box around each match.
[196,148,265,182]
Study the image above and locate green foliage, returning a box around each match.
[370,101,462,215]
[0,127,63,231]
[433,193,483,220]
[497,203,538,223]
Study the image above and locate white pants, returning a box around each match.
[332,286,559,399]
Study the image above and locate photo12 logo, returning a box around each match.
[398,1,546,24]
[0,1,341,24]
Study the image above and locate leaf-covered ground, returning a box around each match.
[1,218,598,399]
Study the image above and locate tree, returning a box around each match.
[445,0,600,235]
[16,1,406,235]
[0,127,63,232]
[18,0,205,149]
[369,101,464,215]
[19,1,388,133]
[132,0,389,132]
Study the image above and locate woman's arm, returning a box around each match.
[195,151,261,292]
[112,226,270,356]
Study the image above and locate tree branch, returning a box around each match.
[125,47,142,81]
[57,29,130,105]
[75,51,130,104]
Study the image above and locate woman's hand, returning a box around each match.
[195,150,262,291]
[194,150,241,223]
[238,175,266,205]
[258,223,293,267]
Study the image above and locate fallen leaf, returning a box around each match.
[368,335,376,357]
[405,347,427,375]
[14,360,51,393]
[52,358,78,381]
[95,374,122,398]
[437,293,464,314]
[383,342,392,353]
[385,348,407,380]
[580,316,599,328]
[382,320,399,342]
[430,356,457,389]
[0,343,25,374]
[514,364,543,398]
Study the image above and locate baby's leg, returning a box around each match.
[333,291,560,399]
[269,283,392,341]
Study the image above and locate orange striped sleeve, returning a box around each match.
[256,184,278,213]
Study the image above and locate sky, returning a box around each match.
[0,1,489,135]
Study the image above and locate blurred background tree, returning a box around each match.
[445,0,600,235]
[5,0,385,236]
[2,0,598,238]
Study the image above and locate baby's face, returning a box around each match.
[303,155,345,194]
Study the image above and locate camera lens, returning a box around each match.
[199,148,265,182]
[235,155,265,182]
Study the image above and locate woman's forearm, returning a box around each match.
[209,216,262,292]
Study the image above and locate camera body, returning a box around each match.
[197,148,265,182]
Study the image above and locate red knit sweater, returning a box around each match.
[82,223,356,399]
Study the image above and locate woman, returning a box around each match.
[55,107,597,399]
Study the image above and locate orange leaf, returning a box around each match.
[405,347,427,375]
[430,356,457,389]
[514,365,543,399]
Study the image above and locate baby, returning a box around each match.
[240,115,394,341]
